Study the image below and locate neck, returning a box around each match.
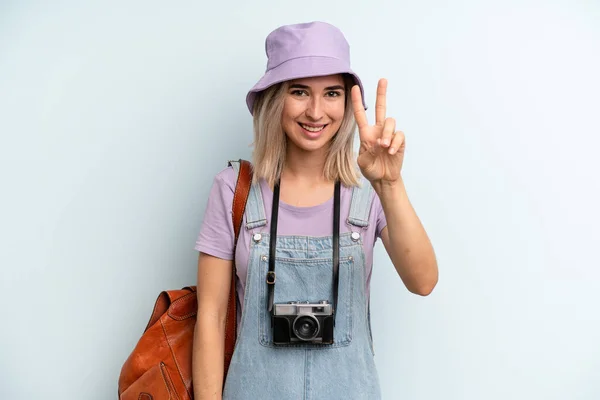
[282,143,330,185]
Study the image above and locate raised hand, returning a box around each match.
[351,79,405,184]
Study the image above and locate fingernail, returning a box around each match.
[389,147,396,154]
[383,139,390,146]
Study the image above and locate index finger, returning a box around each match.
[351,85,369,129]
[375,78,388,127]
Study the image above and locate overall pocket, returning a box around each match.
[258,256,354,348]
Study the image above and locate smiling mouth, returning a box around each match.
[298,123,327,132]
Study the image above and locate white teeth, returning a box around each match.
[300,124,325,132]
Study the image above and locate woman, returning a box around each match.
[193,21,438,400]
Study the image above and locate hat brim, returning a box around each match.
[246,56,367,115]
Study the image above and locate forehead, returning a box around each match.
[289,74,345,88]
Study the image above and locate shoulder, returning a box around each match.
[211,165,238,191]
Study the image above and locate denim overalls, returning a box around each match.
[224,162,381,400]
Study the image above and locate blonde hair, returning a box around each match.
[251,74,360,188]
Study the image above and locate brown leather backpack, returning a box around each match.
[118,160,253,400]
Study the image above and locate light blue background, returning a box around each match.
[1,1,599,399]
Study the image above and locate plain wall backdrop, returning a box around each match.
[1,1,599,399]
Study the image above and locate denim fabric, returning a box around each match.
[224,162,381,399]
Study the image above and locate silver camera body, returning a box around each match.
[272,300,334,344]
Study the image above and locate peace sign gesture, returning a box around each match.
[351,79,405,184]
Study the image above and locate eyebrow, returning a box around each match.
[289,84,345,91]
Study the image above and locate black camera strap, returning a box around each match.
[267,180,341,321]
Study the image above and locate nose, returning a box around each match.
[305,96,324,121]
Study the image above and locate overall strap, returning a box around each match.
[347,178,375,228]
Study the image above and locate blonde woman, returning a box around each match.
[193,21,438,400]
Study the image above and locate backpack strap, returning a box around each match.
[224,159,252,372]
[230,161,266,229]
[229,160,253,239]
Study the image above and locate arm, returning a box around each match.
[350,80,438,296]
[374,178,438,296]
[192,252,233,400]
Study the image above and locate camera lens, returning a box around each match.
[293,315,320,341]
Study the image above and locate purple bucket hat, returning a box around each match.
[246,21,367,115]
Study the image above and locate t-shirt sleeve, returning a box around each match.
[194,167,237,260]
[372,192,388,239]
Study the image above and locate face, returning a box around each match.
[281,74,346,154]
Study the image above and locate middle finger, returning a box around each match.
[379,117,396,148]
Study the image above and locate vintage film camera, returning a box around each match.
[272,300,335,344]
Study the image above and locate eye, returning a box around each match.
[325,91,342,97]
[290,89,309,97]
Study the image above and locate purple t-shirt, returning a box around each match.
[195,166,387,322]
